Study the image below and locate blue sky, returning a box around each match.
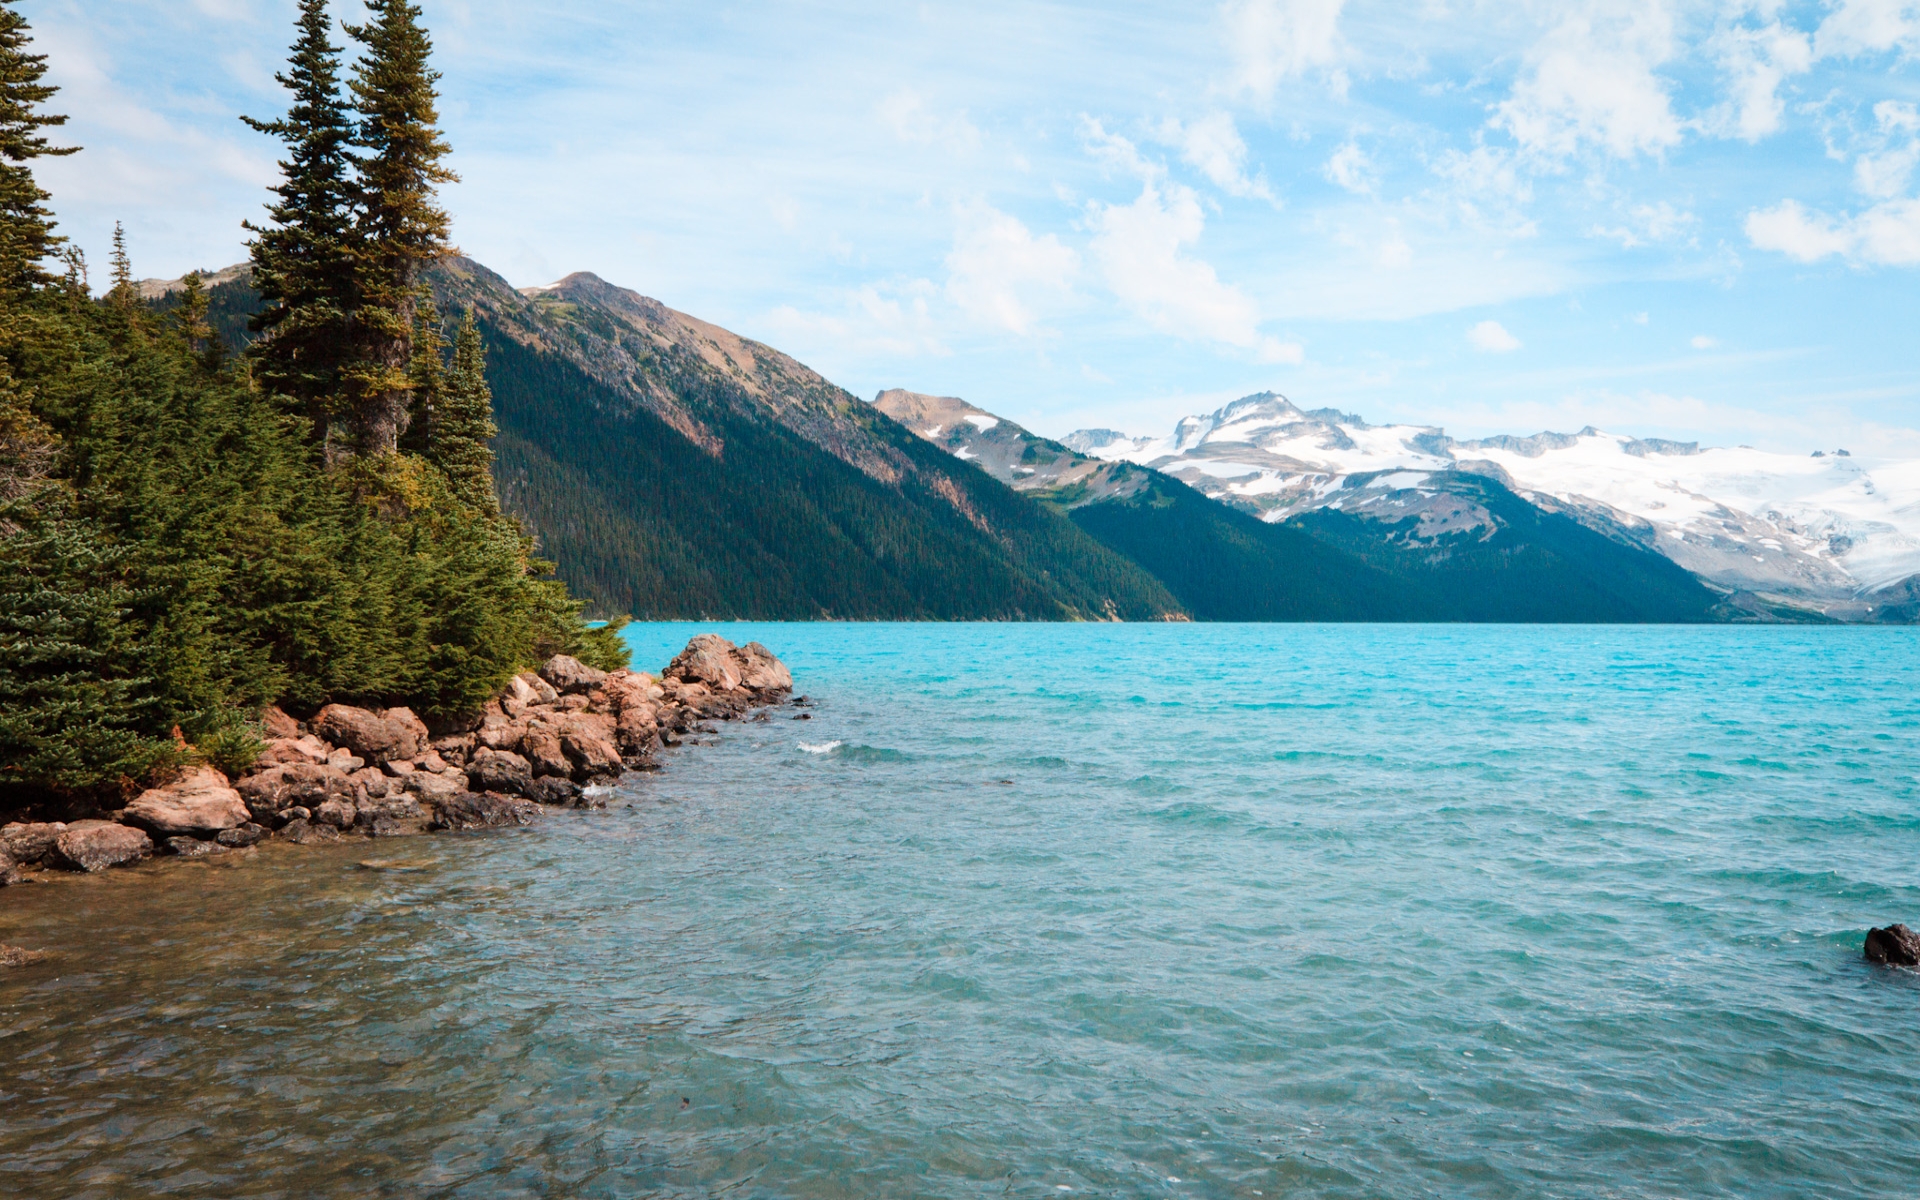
[30,0,1920,453]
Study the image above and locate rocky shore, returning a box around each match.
[0,635,793,885]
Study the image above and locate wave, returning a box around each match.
[798,741,844,755]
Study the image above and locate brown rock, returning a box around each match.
[122,766,250,836]
[430,735,474,766]
[405,771,466,805]
[383,707,431,745]
[165,836,227,859]
[541,655,609,695]
[348,768,392,799]
[666,636,743,693]
[382,759,416,779]
[430,792,542,832]
[518,726,572,778]
[1865,924,1920,967]
[216,823,270,849]
[262,706,302,739]
[314,704,422,765]
[467,748,534,796]
[737,642,794,694]
[237,763,352,823]
[419,750,451,774]
[0,849,20,886]
[281,818,339,845]
[1,822,67,866]
[312,799,356,830]
[53,822,153,873]
[257,735,333,768]
[560,714,623,780]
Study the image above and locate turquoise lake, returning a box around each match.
[3,623,1918,1198]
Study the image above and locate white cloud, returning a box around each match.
[1815,0,1920,59]
[769,281,951,359]
[1468,319,1522,352]
[1157,112,1275,201]
[1591,200,1697,247]
[1223,0,1348,99]
[1324,141,1375,195]
[1745,197,1920,265]
[1691,335,1719,349]
[1854,100,1920,198]
[1714,21,1813,142]
[943,203,1079,336]
[877,89,981,153]
[1493,1,1683,160]
[1084,139,1297,361]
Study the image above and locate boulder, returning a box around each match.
[237,763,352,823]
[0,849,20,886]
[518,726,572,778]
[257,735,333,768]
[52,822,153,873]
[527,776,583,807]
[430,792,542,831]
[326,750,366,774]
[430,735,474,767]
[737,642,794,693]
[560,715,624,780]
[262,706,302,740]
[314,704,423,765]
[348,768,393,800]
[467,748,533,797]
[666,636,743,693]
[1865,925,1920,967]
[122,766,251,836]
[382,759,416,779]
[540,655,607,695]
[356,796,426,838]
[279,806,312,827]
[404,771,466,805]
[280,818,340,846]
[419,750,452,774]
[384,707,431,746]
[312,799,357,830]
[1,822,67,866]
[216,823,270,849]
[165,836,227,859]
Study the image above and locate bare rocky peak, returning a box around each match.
[872,388,1147,508]
[136,262,252,301]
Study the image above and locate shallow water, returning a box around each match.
[3,623,1918,1199]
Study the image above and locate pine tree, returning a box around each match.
[106,221,134,307]
[400,292,444,456]
[242,0,358,456]
[0,1,75,298]
[344,0,456,458]
[174,270,221,369]
[434,307,498,511]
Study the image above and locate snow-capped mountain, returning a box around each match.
[1065,394,1920,618]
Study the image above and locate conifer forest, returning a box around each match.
[0,0,626,813]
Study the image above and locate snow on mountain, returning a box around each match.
[1066,393,1920,615]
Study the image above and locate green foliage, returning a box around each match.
[343,0,456,456]
[0,1,75,295]
[481,323,1180,620]
[433,308,498,512]
[242,0,357,449]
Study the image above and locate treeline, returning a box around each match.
[0,0,623,812]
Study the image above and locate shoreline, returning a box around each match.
[0,635,795,888]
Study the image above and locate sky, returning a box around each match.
[28,0,1920,454]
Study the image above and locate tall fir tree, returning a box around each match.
[242,0,358,456]
[0,1,74,299]
[400,292,444,456]
[434,307,498,512]
[344,0,456,458]
[107,221,133,306]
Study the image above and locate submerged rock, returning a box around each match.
[122,766,250,836]
[430,791,541,831]
[52,822,153,873]
[526,776,583,807]
[1865,925,1920,967]
[165,836,228,859]
[216,823,270,849]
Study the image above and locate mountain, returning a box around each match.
[876,390,1721,624]
[150,263,1184,621]
[1066,393,1920,622]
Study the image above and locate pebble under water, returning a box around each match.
[2,622,1918,1199]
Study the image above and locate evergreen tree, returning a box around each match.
[400,292,444,456]
[434,307,497,511]
[174,270,215,363]
[344,0,456,457]
[242,0,358,455]
[107,221,133,307]
[0,1,74,297]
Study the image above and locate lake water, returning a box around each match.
[3,624,1918,1198]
